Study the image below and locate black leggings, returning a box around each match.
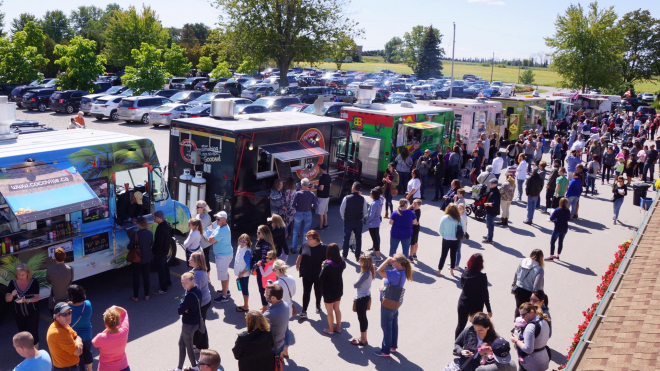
[438,239,459,270]
[302,276,323,312]
[14,309,40,345]
[132,262,150,298]
[203,247,211,272]
[368,227,380,252]
[602,164,612,182]
[256,269,268,307]
[514,287,533,319]
[455,304,475,340]
[355,295,370,333]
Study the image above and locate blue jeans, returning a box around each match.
[485,213,495,241]
[613,197,624,220]
[568,196,579,217]
[526,154,533,172]
[434,179,445,199]
[291,211,312,251]
[380,306,399,355]
[342,220,363,259]
[455,241,462,267]
[420,173,429,197]
[389,237,411,258]
[516,179,525,200]
[526,197,538,222]
[550,230,567,256]
[399,171,411,194]
[586,176,596,193]
[384,190,393,214]
[643,162,654,182]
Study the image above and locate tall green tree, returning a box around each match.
[0,31,48,84]
[54,37,106,92]
[519,69,535,85]
[70,6,104,37]
[187,23,210,44]
[10,13,37,35]
[214,0,362,87]
[121,43,170,95]
[617,9,660,84]
[23,21,45,54]
[403,25,443,71]
[201,28,253,70]
[236,56,258,75]
[384,37,403,63]
[210,61,232,79]
[40,10,72,43]
[103,5,168,68]
[414,25,442,79]
[163,44,192,77]
[545,2,623,92]
[180,24,202,67]
[329,33,357,70]
[197,56,214,72]
[0,1,5,38]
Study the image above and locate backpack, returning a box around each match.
[519,318,551,359]
[472,183,487,199]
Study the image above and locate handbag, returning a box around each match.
[390,188,399,196]
[193,292,206,334]
[511,265,536,295]
[456,222,465,241]
[126,232,141,263]
[381,273,405,310]
[353,296,372,312]
[281,279,297,317]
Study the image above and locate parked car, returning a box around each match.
[80,86,131,115]
[490,81,503,87]
[169,90,204,103]
[622,98,647,111]
[180,105,212,119]
[93,82,113,93]
[260,77,281,90]
[481,88,500,98]
[9,86,40,107]
[90,95,124,121]
[175,77,208,90]
[23,89,57,112]
[213,79,244,96]
[241,86,273,100]
[462,74,478,80]
[117,96,173,124]
[168,77,187,89]
[640,93,655,102]
[275,86,301,96]
[194,79,225,92]
[234,104,268,115]
[297,87,333,103]
[411,85,435,100]
[226,97,254,106]
[636,106,657,122]
[148,103,191,127]
[385,97,416,104]
[435,86,478,99]
[153,89,180,99]
[251,96,301,112]
[302,102,351,118]
[28,78,55,87]
[48,90,87,113]
[331,88,356,103]
[189,92,233,106]
[390,92,417,103]
[0,83,17,96]
[282,103,311,112]
[389,83,409,93]
[262,68,280,78]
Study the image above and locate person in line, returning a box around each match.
[477,165,496,185]
[565,172,583,219]
[554,167,569,202]
[409,199,422,263]
[291,178,318,254]
[523,168,544,225]
[234,234,252,312]
[46,247,74,316]
[175,272,202,371]
[456,203,468,269]
[436,203,465,277]
[448,146,463,183]
[545,197,571,262]
[92,306,130,371]
[127,217,153,302]
[642,144,658,182]
[47,302,84,371]
[530,291,552,339]
[13,331,52,371]
[374,253,413,357]
[269,178,287,218]
[470,149,482,185]
[340,182,367,260]
[456,254,492,340]
[263,283,289,358]
[253,225,276,312]
[272,260,296,358]
[491,151,504,180]
[515,154,527,201]
[382,163,399,218]
[365,187,384,262]
[283,178,297,238]
[268,214,289,261]
[182,218,203,268]
[511,303,551,371]
[395,147,413,195]
[319,243,346,335]
[350,254,374,347]
[512,250,545,318]
[152,211,173,295]
[585,155,600,196]
[497,175,515,226]
[195,200,213,278]
[415,149,432,199]
[523,135,537,173]
[232,311,275,371]
[5,264,41,346]
[432,151,446,201]
[506,141,519,167]
[542,160,561,214]
[483,178,501,244]
[295,230,327,319]
[407,168,422,200]
[388,198,418,258]
[68,285,93,371]
[315,164,332,230]
[189,251,211,351]
[197,349,221,371]
[207,211,233,303]
[454,313,499,369]
[566,149,581,179]
[612,176,628,225]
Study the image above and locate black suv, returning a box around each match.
[622,98,647,111]
[636,106,657,122]
[23,89,56,112]
[0,83,17,96]
[195,79,228,92]
[174,77,208,90]
[10,86,40,107]
[49,90,86,113]
[213,80,243,96]
[297,87,333,103]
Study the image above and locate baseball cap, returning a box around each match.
[214,211,228,219]
[489,178,498,184]
[54,302,72,316]
[319,164,327,171]
[491,337,512,364]
[154,210,164,219]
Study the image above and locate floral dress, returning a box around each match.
[284,189,297,228]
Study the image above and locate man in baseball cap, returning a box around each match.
[209,210,232,303]
[47,302,83,370]
[490,337,513,366]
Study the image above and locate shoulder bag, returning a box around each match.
[193,292,206,334]
[280,278,297,317]
[455,220,465,241]
[510,265,537,295]
[381,272,405,310]
[71,303,85,329]
[126,232,141,263]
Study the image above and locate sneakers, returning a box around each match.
[153,289,167,295]
[298,311,308,319]
[316,306,322,314]
[523,220,532,225]
[544,256,555,262]
[215,290,231,297]
[213,295,230,303]
[482,238,492,244]
[373,350,391,357]
[613,219,617,225]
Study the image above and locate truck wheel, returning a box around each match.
[167,237,178,266]
[141,114,149,124]
[110,110,118,121]
[66,105,74,114]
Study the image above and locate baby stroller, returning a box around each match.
[465,183,488,221]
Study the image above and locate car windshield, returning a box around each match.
[184,78,196,84]
[105,86,122,94]
[303,105,329,114]
[282,105,301,112]
[170,92,189,100]
[153,105,174,112]
[252,98,273,107]
[196,93,215,102]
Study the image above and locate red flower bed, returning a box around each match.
[559,239,632,369]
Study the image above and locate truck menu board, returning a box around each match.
[83,177,109,223]
[84,231,110,255]
[275,159,293,183]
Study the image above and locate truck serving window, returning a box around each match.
[257,150,275,179]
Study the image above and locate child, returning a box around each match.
[456,203,468,269]
[234,234,252,312]
[454,188,466,206]
[614,157,625,177]
[511,316,528,363]
[409,199,422,263]
[478,343,494,365]
[257,250,277,290]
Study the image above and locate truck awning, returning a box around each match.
[528,105,546,111]
[403,121,443,129]
[261,141,329,162]
[0,164,102,224]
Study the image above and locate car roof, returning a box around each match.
[94,95,122,101]
[124,95,166,100]
[157,103,189,108]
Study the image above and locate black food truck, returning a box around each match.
[168,102,360,233]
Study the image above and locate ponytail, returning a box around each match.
[393,253,413,281]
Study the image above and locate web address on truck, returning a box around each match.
[8,175,73,192]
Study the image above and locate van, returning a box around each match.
[117,96,173,124]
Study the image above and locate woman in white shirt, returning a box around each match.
[273,260,296,359]
[407,169,422,200]
[515,154,527,202]
[183,218,203,267]
[195,200,213,278]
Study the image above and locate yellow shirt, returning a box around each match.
[47,320,79,368]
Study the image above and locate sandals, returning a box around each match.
[144,295,150,301]
[236,306,249,312]
[333,328,342,333]
[322,329,334,336]
[350,338,367,346]
[130,296,138,302]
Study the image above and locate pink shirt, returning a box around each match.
[92,311,129,371]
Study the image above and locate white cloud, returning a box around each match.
[467,0,505,4]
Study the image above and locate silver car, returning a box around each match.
[117,96,172,124]
[148,103,191,127]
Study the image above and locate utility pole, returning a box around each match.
[517,63,521,84]
[449,22,455,98]
[490,52,494,83]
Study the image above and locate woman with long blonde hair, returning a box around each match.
[374,253,412,357]
[268,214,289,260]
[232,310,275,370]
[188,251,211,351]
[5,263,40,347]
[183,218,203,267]
[350,254,375,347]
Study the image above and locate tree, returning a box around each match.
[54,37,106,92]
[201,28,255,70]
[414,25,442,79]
[0,1,5,38]
[188,23,210,44]
[180,24,202,67]
[214,0,362,87]
[545,2,623,92]
[39,10,72,43]
[197,56,214,72]
[163,44,192,77]
[384,37,403,63]
[210,61,232,79]
[23,21,45,54]
[121,43,170,95]
[10,13,37,35]
[402,25,443,71]
[329,33,357,70]
[618,10,660,84]
[236,57,258,75]
[70,6,104,37]
[103,5,168,67]
[520,69,535,85]
[0,31,48,84]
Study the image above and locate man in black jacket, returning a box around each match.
[339,182,367,260]
[524,168,544,224]
[483,178,500,244]
[544,160,561,214]
[152,210,172,295]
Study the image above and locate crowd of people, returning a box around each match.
[7,108,656,371]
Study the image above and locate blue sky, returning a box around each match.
[2,0,658,60]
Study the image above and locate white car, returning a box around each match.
[410,85,435,100]
[90,95,124,121]
[261,77,280,90]
[241,86,273,100]
[491,81,504,87]
[391,92,417,103]
[641,93,655,102]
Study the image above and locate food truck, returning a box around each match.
[551,92,620,114]
[0,98,189,300]
[339,88,455,185]
[429,98,503,153]
[168,100,359,233]
[489,96,547,141]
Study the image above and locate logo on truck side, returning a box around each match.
[296,128,325,180]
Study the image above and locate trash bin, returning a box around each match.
[640,197,653,211]
[632,183,651,206]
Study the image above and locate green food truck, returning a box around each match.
[490,96,547,142]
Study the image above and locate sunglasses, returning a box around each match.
[257,231,262,234]
[59,311,72,317]
[197,361,210,367]
[197,206,204,209]
[238,239,247,243]
[520,311,529,316]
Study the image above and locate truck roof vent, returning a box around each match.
[400,102,414,108]
[354,85,376,108]
[0,96,19,141]
[475,97,488,103]
[211,99,235,120]
[370,103,386,110]
[248,116,266,121]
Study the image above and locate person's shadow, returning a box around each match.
[507,225,536,237]
[490,241,526,258]
[554,260,597,276]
